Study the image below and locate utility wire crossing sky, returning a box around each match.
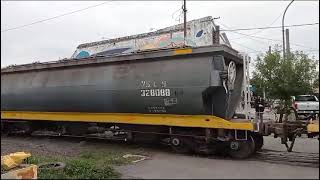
[1,1,319,68]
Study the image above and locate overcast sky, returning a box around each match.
[1,1,319,68]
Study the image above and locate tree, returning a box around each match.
[250,45,318,120]
[313,73,319,89]
[251,46,318,101]
[250,46,318,152]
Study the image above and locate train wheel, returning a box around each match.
[228,136,255,159]
[252,134,264,152]
[170,136,193,154]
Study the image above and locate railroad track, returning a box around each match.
[2,133,319,168]
[252,149,319,168]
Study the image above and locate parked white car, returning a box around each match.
[292,95,319,119]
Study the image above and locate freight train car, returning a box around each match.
[1,45,263,159]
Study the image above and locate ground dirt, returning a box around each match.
[1,136,155,157]
[1,135,319,179]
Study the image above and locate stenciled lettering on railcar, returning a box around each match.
[140,80,167,88]
[147,106,166,113]
[140,80,170,97]
[164,97,178,106]
[140,89,170,97]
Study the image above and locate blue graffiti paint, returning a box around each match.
[94,47,131,56]
[76,51,90,59]
[196,30,203,37]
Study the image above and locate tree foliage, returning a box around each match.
[313,73,319,88]
[251,46,318,104]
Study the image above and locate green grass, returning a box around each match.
[26,149,146,179]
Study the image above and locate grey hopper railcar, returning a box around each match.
[2,45,262,159]
[1,45,243,120]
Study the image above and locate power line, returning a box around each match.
[219,22,270,46]
[229,13,283,40]
[220,22,319,32]
[218,22,275,54]
[219,22,318,50]
[222,24,319,55]
[231,41,263,53]
[173,9,184,23]
[1,2,112,32]
[229,30,318,50]
[172,7,182,21]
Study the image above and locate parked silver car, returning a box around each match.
[292,95,319,119]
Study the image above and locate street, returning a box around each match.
[2,135,318,179]
[115,136,319,179]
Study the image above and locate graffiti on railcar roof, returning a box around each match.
[72,16,217,59]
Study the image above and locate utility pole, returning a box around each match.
[285,29,290,55]
[282,0,294,61]
[268,46,271,54]
[183,0,187,46]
